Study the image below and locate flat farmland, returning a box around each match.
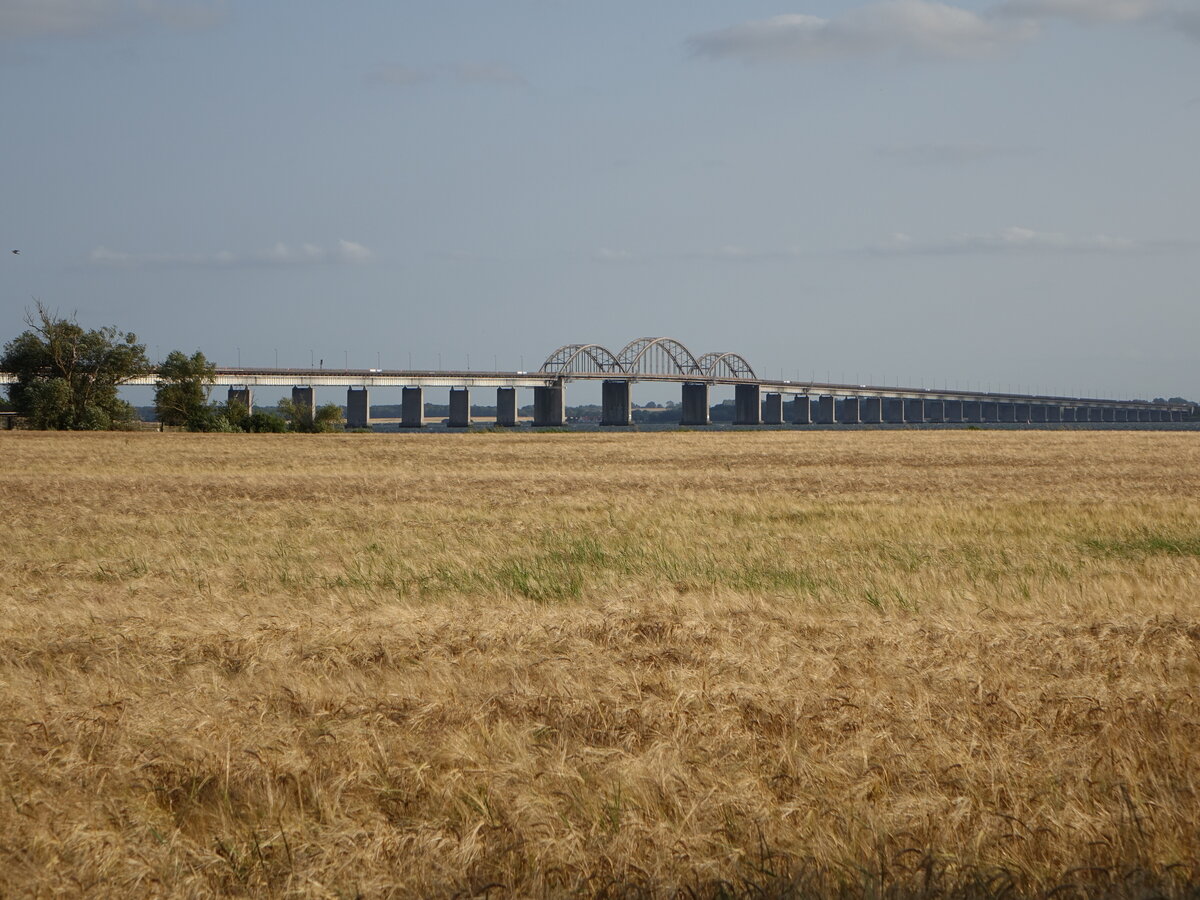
[1,430,1198,898]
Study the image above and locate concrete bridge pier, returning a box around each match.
[291,386,315,421]
[1060,407,1075,423]
[1088,407,1103,423]
[534,385,565,427]
[925,399,945,423]
[981,402,999,423]
[998,403,1016,424]
[763,392,784,425]
[448,388,471,427]
[792,394,812,425]
[227,387,253,412]
[817,395,837,425]
[944,400,963,423]
[1014,403,1031,424]
[1136,408,1150,423]
[681,383,710,425]
[346,388,370,429]
[905,399,925,424]
[885,398,905,424]
[962,400,982,423]
[841,396,861,424]
[601,380,632,426]
[1173,410,1185,422]
[735,383,762,425]
[1102,407,1116,423]
[401,387,423,427]
[1114,408,1128,423]
[495,387,518,426]
[862,396,883,424]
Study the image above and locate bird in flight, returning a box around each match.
[11,250,18,255]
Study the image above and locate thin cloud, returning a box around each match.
[871,226,1184,255]
[1159,8,1200,40]
[0,0,225,40]
[992,0,1158,23]
[594,245,809,264]
[367,61,526,89]
[89,240,373,269]
[450,62,526,87]
[366,64,428,87]
[689,0,1198,65]
[687,1,1037,63]
[877,142,1034,165]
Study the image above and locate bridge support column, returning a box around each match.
[963,401,982,424]
[401,387,423,427]
[533,385,565,427]
[1172,410,1184,422]
[944,400,964,423]
[998,403,1016,424]
[346,388,370,429]
[925,400,945,423]
[792,394,812,425]
[1102,407,1116,423]
[1114,408,1128,423]
[817,395,837,425]
[1136,408,1150,422]
[905,399,925,424]
[291,386,315,421]
[885,398,905,424]
[981,402,999,423]
[1060,407,1074,423]
[763,392,784,425]
[1012,403,1029,424]
[495,387,517,426]
[601,380,632,426]
[1090,407,1104,423]
[448,388,471,427]
[735,383,762,425]
[227,387,253,412]
[841,396,861,424]
[862,397,883,423]
[681,383,710,425]
[1030,405,1047,423]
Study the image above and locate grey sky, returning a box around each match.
[2,0,1197,401]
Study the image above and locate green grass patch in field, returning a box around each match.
[1079,530,1200,559]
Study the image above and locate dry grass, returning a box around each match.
[1,430,1198,898]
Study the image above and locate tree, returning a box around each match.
[1,303,150,430]
[154,350,216,428]
[277,396,344,433]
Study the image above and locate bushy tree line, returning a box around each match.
[1,303,149,429]
[1,305,343,432]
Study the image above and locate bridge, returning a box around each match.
[2,336,1191,428]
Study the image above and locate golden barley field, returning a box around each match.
[1,429,1198,898]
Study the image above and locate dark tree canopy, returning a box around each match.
[276,396,345,433]
[154,350,217,428]
[1,303,150,430]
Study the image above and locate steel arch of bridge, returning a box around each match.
[615,337,704,377]
[538,338,757,380]
[697,351,756,380]
[539,344,624,375]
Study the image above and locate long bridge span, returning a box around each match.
[4,336,1189,427]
